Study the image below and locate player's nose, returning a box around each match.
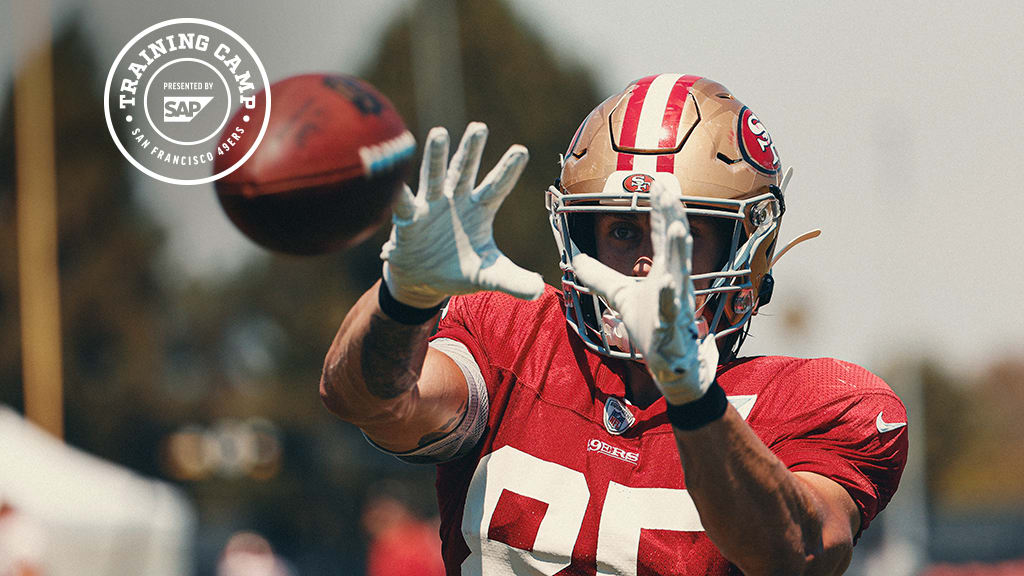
[633,257,653,277]
[632,227,654,277]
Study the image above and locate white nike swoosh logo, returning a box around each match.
[876,411,907,434]
[727,394,757,421]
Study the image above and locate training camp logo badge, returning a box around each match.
[104,18,270,185]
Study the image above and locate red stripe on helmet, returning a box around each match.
[656,75,700,173]
[616,75,658,171]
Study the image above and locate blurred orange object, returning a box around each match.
[363,492,444,576]
[217,531,294,576]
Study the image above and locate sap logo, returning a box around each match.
[163,96,214,123]
[587,438,640,465]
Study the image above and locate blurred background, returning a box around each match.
[2,0,1023,574]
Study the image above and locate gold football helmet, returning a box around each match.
[547,74,812,360]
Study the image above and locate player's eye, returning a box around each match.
[687,217,714,240]
[609,223,640,242]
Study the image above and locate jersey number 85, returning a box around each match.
[461,446,705,576]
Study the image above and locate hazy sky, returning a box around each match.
[3,0,1023,376]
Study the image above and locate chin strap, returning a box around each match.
[770,229,821,269]
[779,166,795,194]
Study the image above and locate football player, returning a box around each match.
[320,74,908,575]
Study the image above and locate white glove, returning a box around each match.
[381,122,544,308]
[573,178,718,405]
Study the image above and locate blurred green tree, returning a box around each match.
[0,22,171,476]
[919,362,969,505]
[927,359,1024,511]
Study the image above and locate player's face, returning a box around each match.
[593,213,731,291]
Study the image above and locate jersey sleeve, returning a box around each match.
[363,295,495,464]
[759,359,909,537]
[430,294,496,388]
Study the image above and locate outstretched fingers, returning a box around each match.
[573,254,634,312]
[476,253,545,301]
[649,179,693,282]
[664,220,693,283]
[391,184,417,221]
[652,176,687,223]
[421,127,450,202]
[649,194,669,272]
[447,122,489,198]
[472,144,529,206]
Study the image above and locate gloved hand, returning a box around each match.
[573,177,718,405]
[381,122,544,308]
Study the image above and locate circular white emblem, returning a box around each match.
[104,18,271,185]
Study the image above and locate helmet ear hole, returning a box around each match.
[578,293,602,336]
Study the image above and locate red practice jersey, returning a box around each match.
[408,285,908,576]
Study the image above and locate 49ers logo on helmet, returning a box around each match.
[738,107,780,175]
[622,173,654,193]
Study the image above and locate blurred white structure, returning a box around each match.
[0,405,196,576]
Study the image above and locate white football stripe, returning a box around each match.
[635,74,682,148]
[632,73,681,172]
[632,150,657,173]
[634,74,681,147]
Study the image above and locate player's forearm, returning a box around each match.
[674,407,845,576]
[319,280,436,426]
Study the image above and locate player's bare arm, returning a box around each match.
[320,280,467,452]
[674,407,858,576]
[320,123,543,452]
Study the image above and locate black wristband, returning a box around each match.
[665,381,728,430]
[378,278,445,325]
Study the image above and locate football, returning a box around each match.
[213,74,415,255]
